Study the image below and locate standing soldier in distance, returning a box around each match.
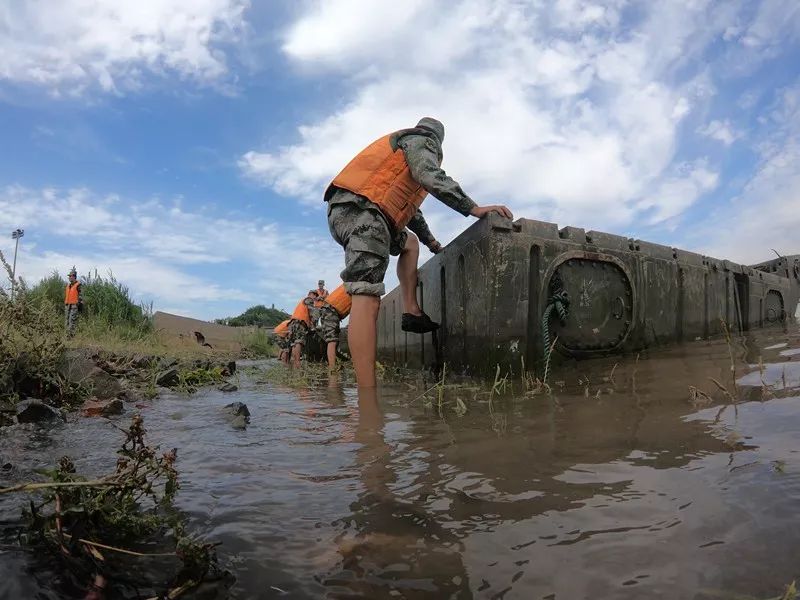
[325,117,513,388]
[319,284,352,371]
[310,279,329,327]
[64,267,82,337]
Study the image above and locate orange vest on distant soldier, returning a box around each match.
[329,134,428,230]
[291,300,312,327]
[273,319,290,338]
[325,285,352,318]
[64,282,80,305]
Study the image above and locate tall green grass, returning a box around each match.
[29,269,153,338]
[239,329,275,358]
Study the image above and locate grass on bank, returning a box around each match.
[238,329,275,358]
[0,255,236,404]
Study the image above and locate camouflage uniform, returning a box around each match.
[309,288,327,328]
[288,319,309,346]
[289,296,315,346]
[65,304,79,336]
[326,118,477,296]
[64,280,82,337]
[319,306,343,343]
[273,334,291,351]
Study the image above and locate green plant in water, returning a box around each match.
[520,356,547,396]
[177,365,227,393]
[259,361,333,389]
[1,415,219,597]
[239,329,275,358]
[775,580,797,600]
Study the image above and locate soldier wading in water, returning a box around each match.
[325,117,513,388]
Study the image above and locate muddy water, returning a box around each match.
[2,325,800,599]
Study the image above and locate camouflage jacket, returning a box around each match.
[328,130,476,246]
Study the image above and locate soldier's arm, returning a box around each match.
[77,283,83,305]
[407,210,437,248]
[398,135,477,216]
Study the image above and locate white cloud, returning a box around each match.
[638,161,719,224]
[241,0,736,227]
[739,0,800,52]
[698,119,742,145]
[696,86,800,263]
[0,0,248,95]
[0,185,346,318]
[698,142,800,263]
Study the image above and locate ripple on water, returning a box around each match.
[2,329,800,598]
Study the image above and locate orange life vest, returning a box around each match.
[291,299,312,327]
[313,288,329,308]
[325,285,352,318]
[273,319,290,337]
[64,282,80,305]
[328,133,428,230]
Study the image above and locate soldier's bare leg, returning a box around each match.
[291,342,303,368]
[397,233,422,316]
[348,295,380,387]
[327,341,337,370]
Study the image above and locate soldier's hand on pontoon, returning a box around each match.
[470,205,514,220]
[428,240,443,254]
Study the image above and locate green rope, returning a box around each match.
[542,289,570,373]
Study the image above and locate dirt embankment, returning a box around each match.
[153,311,258,352]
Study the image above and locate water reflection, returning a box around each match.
[1,326,799,598]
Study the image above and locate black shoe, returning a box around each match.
[402,312,440,333]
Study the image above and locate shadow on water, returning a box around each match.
[2,323,800,598]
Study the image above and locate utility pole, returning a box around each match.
[10,228,24,301]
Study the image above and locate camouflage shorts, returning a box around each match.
[319,307,342,343]
[327,197,407,297]
[274,335,291,351]
[308,306,322,327]
[288,319,309,346]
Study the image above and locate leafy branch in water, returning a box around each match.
[3,415,221,598]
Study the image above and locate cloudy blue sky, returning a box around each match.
[1,0,798,320]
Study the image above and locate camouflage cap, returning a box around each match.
[416,117,444,144]
[68,266,77,277]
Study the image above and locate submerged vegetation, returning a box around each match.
[1,415,222,597]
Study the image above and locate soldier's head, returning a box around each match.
[68,268,77,282]
[417,117,444,144]
[308,289,318,298]
[318,280,325,289]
